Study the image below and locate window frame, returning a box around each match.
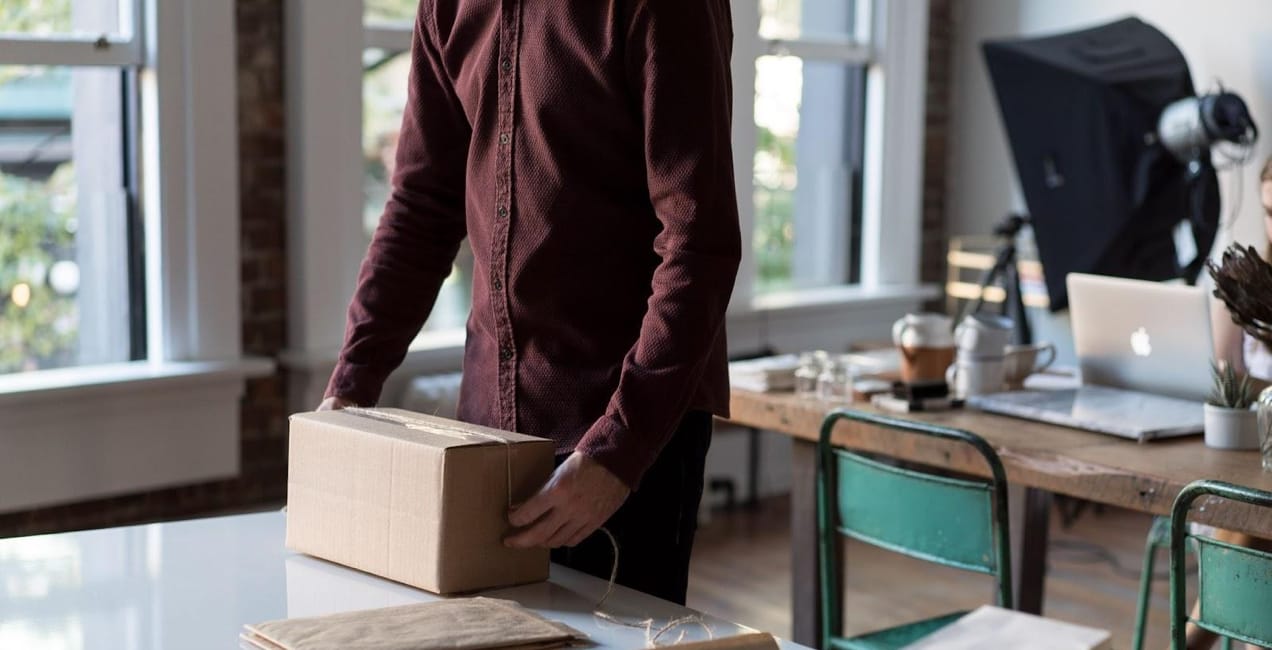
[282,0,935,409]
[0,0,267,513]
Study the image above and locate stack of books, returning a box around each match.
[728,354,800,393]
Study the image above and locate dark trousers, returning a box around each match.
[551,410,713,605]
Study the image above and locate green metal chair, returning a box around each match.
[1132,517,1233,650]
[1169,480,1272,650]
[817,409,1014,649]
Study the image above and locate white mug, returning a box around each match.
[946,359,1006,398]
[1003,342,1057,387]
[955,313,1014,358]
[892,313,954,349]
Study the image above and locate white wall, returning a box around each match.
[949,0,1272,248]
[948,0,1272,364]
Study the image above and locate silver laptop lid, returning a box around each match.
[1066,273,1213,401]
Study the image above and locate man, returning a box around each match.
[319,0,739,606]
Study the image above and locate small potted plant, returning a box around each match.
[1205,362,1259,449]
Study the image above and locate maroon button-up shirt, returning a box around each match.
[325,0,740,488]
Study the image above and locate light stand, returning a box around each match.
[964,213,1033,346]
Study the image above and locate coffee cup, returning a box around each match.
[955,313,1014,358]
[1003,342,1057,388]
[892,313,954,349]
[946,359,1006,398]
[892,313,955,385]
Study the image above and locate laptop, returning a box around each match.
[969,273,1212,441]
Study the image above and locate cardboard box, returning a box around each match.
[286,408,554,594]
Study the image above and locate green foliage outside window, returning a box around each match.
[364,0,420,24]
[1,2,79,373]
[0,166,77,373]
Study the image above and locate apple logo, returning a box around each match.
[1130,327,1152,357]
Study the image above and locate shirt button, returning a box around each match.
[499,347,513,361]
[492,278,503,291]
[497,206,508,218]
[499,133,509,145]
[500,59,512,72]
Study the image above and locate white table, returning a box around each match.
[0,511,804,650]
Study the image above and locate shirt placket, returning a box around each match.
[492,0,521,433]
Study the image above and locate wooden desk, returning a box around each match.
[724,389,1272,648]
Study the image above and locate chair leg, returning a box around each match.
[1132,517,1166,650]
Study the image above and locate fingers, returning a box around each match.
[545,519,586,549]
[505,508,568,549]
[508,488,555,528]
[316,396,355,411]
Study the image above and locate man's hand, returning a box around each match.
[504,451,630,549]
[316,396,357,411]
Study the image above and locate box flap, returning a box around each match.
[290,408,547,450]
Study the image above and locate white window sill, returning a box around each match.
[746,283,941,315]
[280,283,939,409]
[0,358,274,513]
[0,358,275,407]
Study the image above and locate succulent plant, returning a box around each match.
[1208,361,1255,409]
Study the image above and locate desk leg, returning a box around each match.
[791,439,833,648]
[1009,485,1052,614]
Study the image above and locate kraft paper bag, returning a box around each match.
[668,633,781,650]
[241,597,585,650]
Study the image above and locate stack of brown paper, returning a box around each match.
[241,598,586,650]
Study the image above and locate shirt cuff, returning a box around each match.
[323,360,390,407]
[574,413,657,490]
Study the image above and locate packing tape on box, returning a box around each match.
[343,407,515,507]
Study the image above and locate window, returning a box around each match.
[750,0,871,294]
[362,3,471,334]
[0,1,144,374]
[284,0,928,375]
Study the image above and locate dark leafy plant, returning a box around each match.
[1208,243,1272,347]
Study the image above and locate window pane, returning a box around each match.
[753,56,867,294]
[760,0,860,42]
[364,0,418,25]
[0,0,129,39]
[363,49,471,333]
[0,65,137,374]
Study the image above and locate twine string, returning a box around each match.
[592,527,713,648]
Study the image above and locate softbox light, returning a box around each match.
[984,16,1217,311]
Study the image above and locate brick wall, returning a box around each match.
[922,0,953,302]
[0,0,289,538]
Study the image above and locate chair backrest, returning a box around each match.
[1170,480,1272,650]
[817,408,1014,643]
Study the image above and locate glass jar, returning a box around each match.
[795,351,825,398]
[1257,386,1272,471]
[817,355,856,404]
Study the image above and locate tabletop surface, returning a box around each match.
[0,511,803,650]
[727,388,1272,535]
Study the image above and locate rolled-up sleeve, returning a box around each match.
[574,0,741,488]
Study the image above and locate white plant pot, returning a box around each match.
[1203,404,1260,450]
